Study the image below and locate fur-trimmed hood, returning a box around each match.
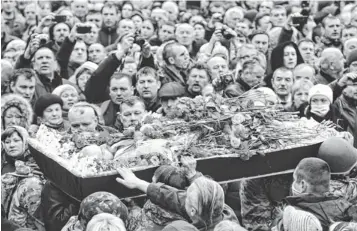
[1,94,33,130]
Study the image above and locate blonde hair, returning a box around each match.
[214,220,247,231]
[86,213,126,231]
[291,79,314,99]
[186,177,224,227]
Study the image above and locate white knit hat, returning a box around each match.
[69,61,98,83]
[52,84,78,97]
[308,84,333,103]
[283,206,322,231]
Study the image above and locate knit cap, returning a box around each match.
[34,94,63,117]
[159,82,186,99]
[283,206,322,231]
[52,84,78,97]
[346,49,357,67]
[317,137,357,175]
[308,84,333,104]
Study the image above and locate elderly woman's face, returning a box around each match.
[293,89,309,108]
[42,104,63,126]
[61,89,79,110]
[4,132,24,157]
[4,107,23,129]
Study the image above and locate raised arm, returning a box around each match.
[84,35,133,104]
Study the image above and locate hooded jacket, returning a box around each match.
[284,194,357,231]
[1,94,33,130]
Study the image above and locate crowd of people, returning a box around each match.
[1,0,357,231]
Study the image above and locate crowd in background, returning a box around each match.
[1,0,357,231]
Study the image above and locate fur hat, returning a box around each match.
[1,94,33,129]
[34,94,63,117]
[308,84,333,104]
[318,137,357,175]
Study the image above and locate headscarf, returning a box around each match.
[1,94,33,130]
[78,192,128,228]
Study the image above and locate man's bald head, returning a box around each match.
[320,47,344,59]
[68,102,100,132]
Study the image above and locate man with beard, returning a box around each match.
[271,67,294,107]
[9,68,36,107]
[98,2,119,47]
[334,80,357,147]
[48,22,71,53]
[160,42,191,86]
[88,43,107,64]
[186,63,211,98]
[316,15,343,57]
[135,67,161,112]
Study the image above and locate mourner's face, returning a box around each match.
[136,75,160,100]
[33,48,57,76]
[343,85,357,101]
[11,75,36,101]
[283,46,297,69]
[88,43,106,64]
[70,41,87,65]
[120,102,146,128]
[251,34,269,54]
[293,66,314,82]
[350,61,357,73]
[272,71,294,97]
[140,20,155,40]
[170,46,190,69]
[162,98,178,115]
[4,132,24,157]
[159,25,175,42]
[83,25,99,45]
[77,71,91,92]
[176,24,195,46]
[207,57,228,80]
[61,89,79,111]
[42,104,63,126]
[241,65,265,88]
[69,109,98,133]
[53,23,70,44]
[71,0,88,18]
[324,18,342,40]
[122,3,133,19]
[270,8,286,27]
[4,107,23,129]
[118,20,135,35]
[109,78,134,105]
[341,27,357,44]
[102,6,118,28]
[187,68,210,95]
[293,89,309,109]
[298,42,314,63]
[86,13,103,29]
[132,15,143,30]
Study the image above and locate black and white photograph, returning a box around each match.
[1,0,357,231]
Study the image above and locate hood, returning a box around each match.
[1,94,33,129]
[270,41,304,72]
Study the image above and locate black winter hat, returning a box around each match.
[35,94,63,117]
